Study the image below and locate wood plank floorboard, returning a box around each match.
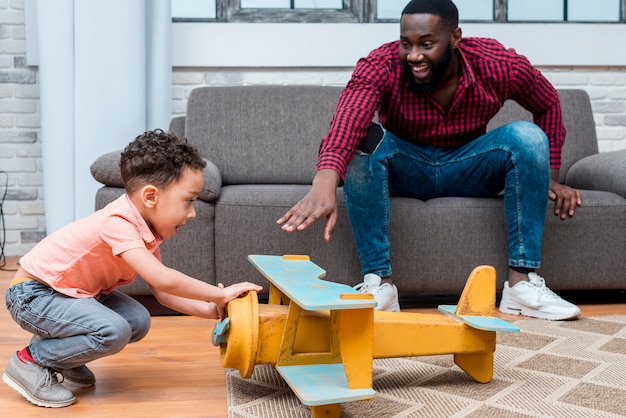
[1,256,624,417]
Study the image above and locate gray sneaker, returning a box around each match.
[2,351,75,407]
[30,334,96,387]
[62,365,96,387]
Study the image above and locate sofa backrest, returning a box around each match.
[185,85,343,185]
[184,86,597,185]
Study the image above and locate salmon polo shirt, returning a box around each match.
[19,194,163,298]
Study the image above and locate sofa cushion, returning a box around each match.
[90,150,222,202]
[169,116,185,137]
[90,151,125,188]
[214,186,626,293]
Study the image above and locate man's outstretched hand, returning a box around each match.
[277,169,340,242]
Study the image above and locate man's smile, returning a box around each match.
[408,62,431,82]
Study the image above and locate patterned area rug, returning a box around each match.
[226,315,626,417]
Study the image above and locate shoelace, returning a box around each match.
[37,368,62,388]
[354,282,374,293]
[529,275,560,302]
[355,282,390,295]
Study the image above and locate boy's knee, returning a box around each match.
[130,310,151,343]
[96,320,133,355]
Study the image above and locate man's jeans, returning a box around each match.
[6,280,151,371]
[344,121,550,278]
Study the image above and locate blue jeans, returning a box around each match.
[344,121,550,278]
[5,280,151,371]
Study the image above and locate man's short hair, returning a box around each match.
[402,0,459,32]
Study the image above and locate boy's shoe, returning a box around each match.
[30,334,95,387]
[62,365,96,388]
[354,273,400,312]
[2,351,75,408]
[499,272,581,320]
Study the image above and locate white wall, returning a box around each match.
[170,22,626,67]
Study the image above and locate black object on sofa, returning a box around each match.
[91,86,626,311]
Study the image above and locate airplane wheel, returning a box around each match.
[219,290,259,378]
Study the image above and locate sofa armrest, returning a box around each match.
[565,149,626,198]
[90,150,222,202]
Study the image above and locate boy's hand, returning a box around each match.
[216,282,263,320]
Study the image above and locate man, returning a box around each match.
[277,0,582,320]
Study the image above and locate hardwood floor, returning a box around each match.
[1,256,624,417]
[0,257,227,417]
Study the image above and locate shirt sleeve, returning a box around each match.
[317,54,389,180]
[99,215,148,256]
[509,53,566,169]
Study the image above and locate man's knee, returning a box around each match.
[507,121,548,151]
[504,121,549,168]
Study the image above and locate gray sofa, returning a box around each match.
[91,86,626,311]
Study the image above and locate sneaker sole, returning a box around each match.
[377,302,401,312]
[499,301,580,321]
[2,372,75,408]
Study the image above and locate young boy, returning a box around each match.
[3,129,262,408]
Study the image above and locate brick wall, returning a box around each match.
[1,4,625,257]
[1,0,45,258]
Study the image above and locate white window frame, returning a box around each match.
[175,0,626,23]
[213,0,364,22]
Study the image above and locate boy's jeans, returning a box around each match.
[6,280,151,371]
[344,121,550,278]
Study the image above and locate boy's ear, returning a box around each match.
[140,185,159,208]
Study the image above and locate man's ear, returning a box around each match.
[451,27,462,49]
[140,185,159,208]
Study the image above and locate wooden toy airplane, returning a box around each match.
[212,255,519,418]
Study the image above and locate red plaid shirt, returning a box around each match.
[318,37,565,180]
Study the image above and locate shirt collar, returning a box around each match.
[123,194,163,250]
[456,44,476,88]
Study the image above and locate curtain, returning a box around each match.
[36,0,172,232]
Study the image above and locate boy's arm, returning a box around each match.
[121,247,261,312]
[150,289,220,319]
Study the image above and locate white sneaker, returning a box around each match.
[499,272,581,320]
[354,273,400,312]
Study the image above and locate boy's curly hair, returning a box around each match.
[120,129,206,194]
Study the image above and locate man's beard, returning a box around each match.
[405,43,453,94]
